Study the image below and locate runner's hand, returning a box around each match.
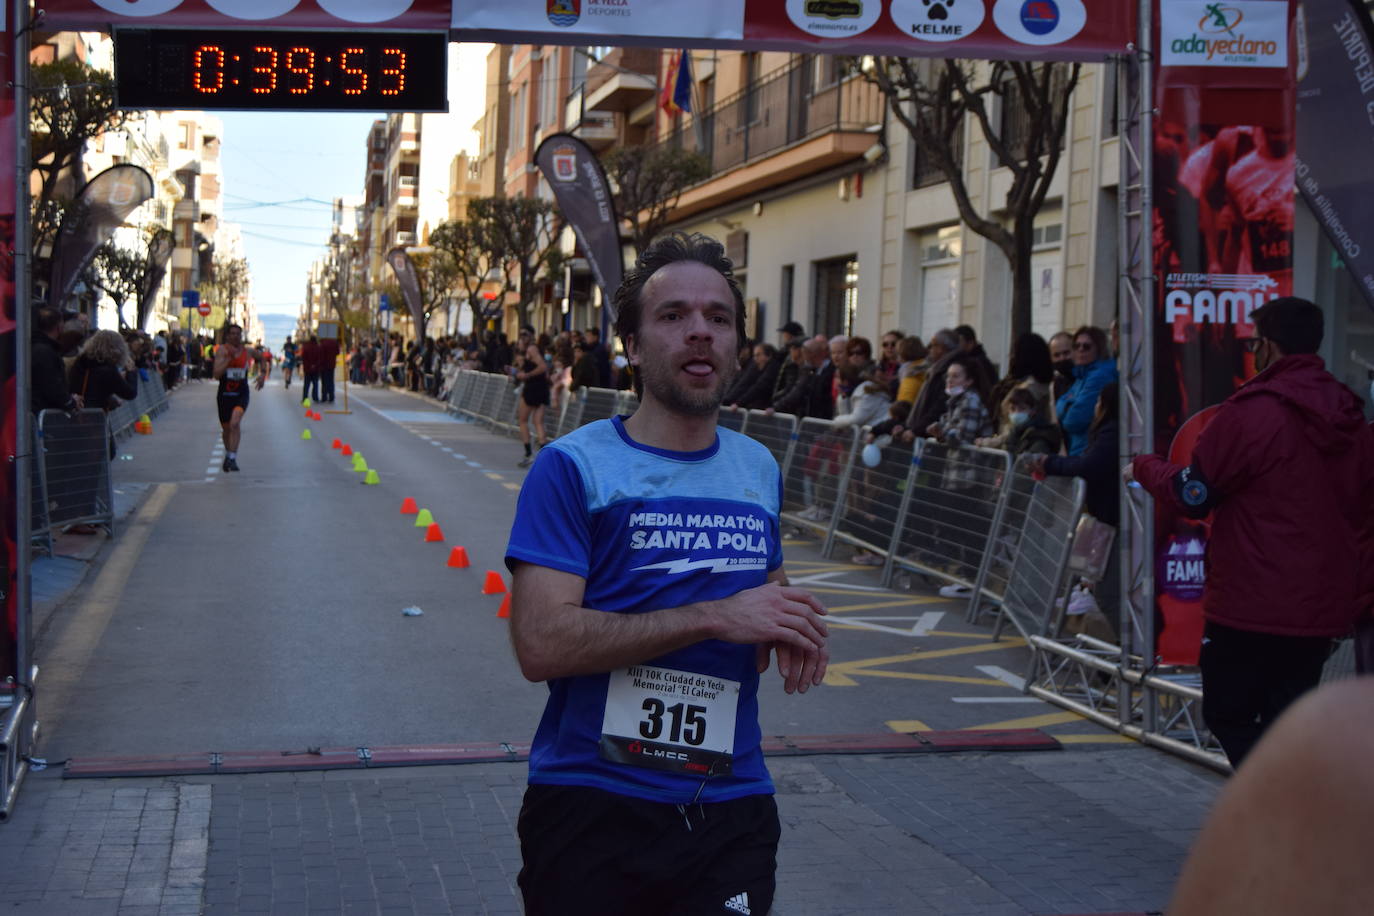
[757,641,828,694]
[707,582,827,662]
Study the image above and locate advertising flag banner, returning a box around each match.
[1150,0,1296,664]
[48,164,155,310]
[385,246,427,337]
[39,0,450,30]
[533,133,623,319]
[1295,0,1374,311]
[1159,0,1288,68]
[137,231,174,331]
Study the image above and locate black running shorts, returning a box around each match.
[216,390,249,424]
[517,784,778,916]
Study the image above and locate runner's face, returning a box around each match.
[227,327,243,346]
[629,261,739,417]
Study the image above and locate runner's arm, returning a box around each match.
[509,562,828,690]
[254,348,268,389]
[211,346,231,379]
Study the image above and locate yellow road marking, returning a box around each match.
[886,719,932,732]
[823,641,1024,687]
[502,483,521,491]
[962,710,1082,730]
[485,472,504,481]
[1054,734,1136,744]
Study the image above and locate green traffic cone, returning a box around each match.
[301,428,312,440]
[363,469,380,485]
[414,508,434,528]
[302,396,312,408]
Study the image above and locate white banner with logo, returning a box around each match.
[454,0,744,40]
[1160,0,1289,68]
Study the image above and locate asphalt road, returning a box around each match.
[35,376,1119,763]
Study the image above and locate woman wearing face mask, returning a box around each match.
[1055,325,1118,456]
[1002,387,1062,457]
[925,356,993,446]
[978,332,1054,449]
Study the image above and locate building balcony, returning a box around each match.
[570,109,620,151]
[585,47,658,113]
[657,61,885,221]
[395,231,417,246]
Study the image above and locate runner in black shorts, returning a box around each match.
[213,324,266,472]
[514,326,550,468]
[504,233,830,916]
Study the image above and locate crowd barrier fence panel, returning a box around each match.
[986,474,1085,643]
[558,389,586,437]
[37,409,114,535]
[577,388,621,428]
[780,419,858,539]
[446,370,478,418]
[741,410,798,477]
[492,383,520,437]
[717,407,747,434]
[966,460,1036,625]
[616,390,639,418]
[472,373,503,427]
[829,431,914,562]
[883,442,1011,594]
[542,395,567,443]
[29,416,51,556]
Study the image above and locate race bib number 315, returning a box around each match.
[599,664,739,777]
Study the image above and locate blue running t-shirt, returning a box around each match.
[505,415,784,804]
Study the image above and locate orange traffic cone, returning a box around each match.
[332,438,342,449]
[400,497,418,514]
[496,594,511,619]
[304,409,312,419]
[314,411,323,421]
[482,571,506,595]
[447,546,470,568]
[424,522,444,542]
[341,444,353,456]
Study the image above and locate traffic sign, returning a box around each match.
[379,293,391,311]
[198,302,211,317]
[182,290,199,311]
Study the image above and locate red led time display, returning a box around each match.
[114,30,446,112]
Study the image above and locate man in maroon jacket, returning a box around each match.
[299,335,322,405]
[1127,297,1374,768]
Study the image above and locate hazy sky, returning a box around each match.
[218,43,491,318]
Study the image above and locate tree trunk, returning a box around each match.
[1008,213,1035,342]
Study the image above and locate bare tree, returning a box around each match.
[202,256,250,327]
[470,197,564,329]
[408,247,460,339]
[865,59,1079,340]
[89,243,145,329]
[602,145,711,255]
[30,59,127,260]
[429,218,492,323]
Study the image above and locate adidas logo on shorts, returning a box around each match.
[723,891,751,914]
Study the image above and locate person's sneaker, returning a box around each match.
[226,457,240,472]
[852,551,884,566]
[517,455,533,468]
[222,456,231,473]
[938,583,973,599]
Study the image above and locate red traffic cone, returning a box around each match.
[400,497,419,514]
[447,546,470,568]
[341,444,353,456]
[424,522,444,542]
[482,570,506,595]
[496,594,511,619]
[304,409,312,419]
[332,438,342,450]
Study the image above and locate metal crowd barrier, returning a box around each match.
[717,407,747,434]
[781,419,859,538]
[36,409,115,535]
[107,370,170,439]
[29,417,51,556]
[984,474,1085,643]
[559,389,586,436]
[578,387,622,428]
[882,442,1011,594]
[741,409,798,472]
[827,432,913,562]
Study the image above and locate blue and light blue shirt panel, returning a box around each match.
[504,416,784,804]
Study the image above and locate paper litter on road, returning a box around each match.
[401,606,423,617]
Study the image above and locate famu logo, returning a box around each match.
[1160,0,1287,68]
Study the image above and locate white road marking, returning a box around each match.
[787,570,884,592]
[835,612,944,637]
[975,665,1027,690]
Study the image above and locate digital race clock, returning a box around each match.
[114,29,448,112]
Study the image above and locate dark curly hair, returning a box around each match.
[612,232,747,395]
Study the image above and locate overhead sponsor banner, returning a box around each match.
[1149,0,1296,664]
[1160,0,1288,68]
[454,0,745,39]
[39,0,449,30]
[48,164,155,310]
[533,133,623,319]
[1295,0,1374,312]
[385,246,427,337]
[742,0,1128,60]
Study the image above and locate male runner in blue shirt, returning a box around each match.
[505,232,829,916]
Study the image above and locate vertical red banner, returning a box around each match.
[0,3,18,683]
[1150,0,1296,663]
